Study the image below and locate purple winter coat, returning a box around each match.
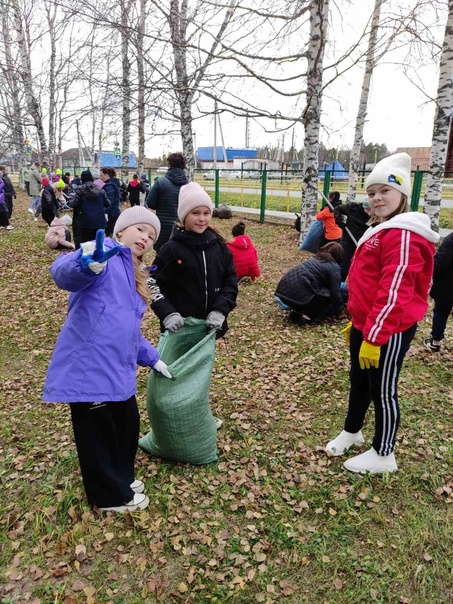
[42,238,160,403]
[0,176,6,209]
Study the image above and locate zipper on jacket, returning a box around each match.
[202,250,208,312]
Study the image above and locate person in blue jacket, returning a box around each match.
[42,207,171,513]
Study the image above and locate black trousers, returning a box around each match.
[345,324,417,455]
[69,396,139,507]
[105,215,118,237]
[5,196,13,219]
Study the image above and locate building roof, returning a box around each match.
[197,147,258,161]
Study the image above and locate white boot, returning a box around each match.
[343,447,398,474]
[325,430,364,457]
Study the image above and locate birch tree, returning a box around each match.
[347,0,383,203]
[11,0,48,159]
[424,0,453,232]
[299,0,329,241]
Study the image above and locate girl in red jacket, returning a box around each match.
[227,222,260,282]
[325,153,439,474]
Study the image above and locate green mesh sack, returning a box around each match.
[139,318,218,464]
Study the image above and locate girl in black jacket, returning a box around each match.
[149,182,238,339]
[424,232,453,352]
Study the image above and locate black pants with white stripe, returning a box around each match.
[69,397,139,508]
[345,324,417,456]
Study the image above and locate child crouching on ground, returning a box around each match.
[45,214,75,250]
[42,207,171,513]
[226,221,260,283]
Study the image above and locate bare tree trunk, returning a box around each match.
[11,0,48,159]
[1,7,25,174]
[424,0,453,232]
[121,0,134,182]
[137,0,146,174]
[45,1,58,162]
[299,0,329,241]
[347,0,383,202]
[168,0,236,180]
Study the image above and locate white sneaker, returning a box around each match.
[99,493,149,513]
[27,207,35,214]
[33,217,38,221]
[6,225,14,230]
[130,479,145,493]
[343,447,398,474]
[214,416,223,430]
[325,430,364,457]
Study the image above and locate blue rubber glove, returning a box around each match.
[80,229,121,274]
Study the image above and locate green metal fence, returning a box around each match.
[193,168,440,224]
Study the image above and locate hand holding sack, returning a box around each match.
[151,359,172,378]
[163,313,184,332]
[80,229,121,274]
[359,341,381,370]
[206,311,225,331]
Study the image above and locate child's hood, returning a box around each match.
[228,235,253,250]
[50,217,66,227]
[357,212,440,247]
[129,179,140,187]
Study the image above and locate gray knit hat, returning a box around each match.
[113,206,161,239]
[178,182,214,223]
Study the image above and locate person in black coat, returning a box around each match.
[127,174,146,207]
[40,178,60,226]
[334,201,370,281]
[424,232,453,353]
[148,182,238,340]
[275,242,344,323]
[0,165,17,219]
[100,168,121,236]
[68,170,110,248]
[146,152,188,251]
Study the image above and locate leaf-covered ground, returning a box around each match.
[1,194,452,604]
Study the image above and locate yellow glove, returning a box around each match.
[340,321,352,345]
[359,341,381,370]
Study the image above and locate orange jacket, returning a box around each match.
[316,206,342,240]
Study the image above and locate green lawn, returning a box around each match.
[1,194,452,604]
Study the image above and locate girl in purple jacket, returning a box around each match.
[43,207,171,513]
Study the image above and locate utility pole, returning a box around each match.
[213,101,217,170]
[245,112,250,148]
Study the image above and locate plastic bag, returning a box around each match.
[139,318,218,464]
[299,219,324,253]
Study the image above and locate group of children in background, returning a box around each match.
[37,152,451,512]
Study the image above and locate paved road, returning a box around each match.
[206,185,453,208]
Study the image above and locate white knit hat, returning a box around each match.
[365,152,412,197]
[113,206,161,239]
[178,182,214,223]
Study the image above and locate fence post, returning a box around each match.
[214,169,220,208]
[322,170,331,207]
[411,170,423,211]
[260,168,267,223]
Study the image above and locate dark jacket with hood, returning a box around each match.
[146,167,188,251]
[127,179,145,205]
[69,182,110,229]
[103,178,121,217]
[334,202,369,244]
[2,174,16,200]
[275,256,342,308]
[149,226,238,338]
[430,232,453,305]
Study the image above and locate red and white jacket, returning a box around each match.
[348,213,439,346]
